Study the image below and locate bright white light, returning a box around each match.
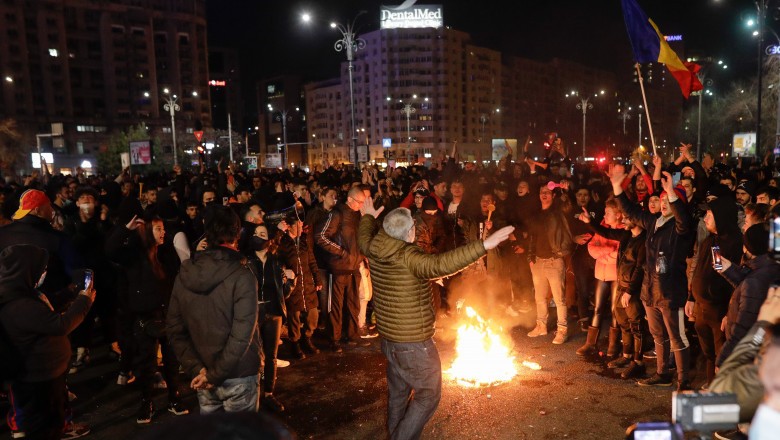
[295,107,300,111]
[600,90,605,95]
[330,22,337,28]
[48,48,58,57]
[143,91,150,98]
[412,94,417,99]
[753,30,760,36]
[718,60,723,65]
[4,76,13,83]
[255,126,259,130]
[192,91,198,97]
[301,12,311,23]
[747,19,755,27]
[163,88,170,94]
[80,160,92,169]
[723,65,728,69]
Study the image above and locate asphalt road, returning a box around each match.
[0,313,688,440]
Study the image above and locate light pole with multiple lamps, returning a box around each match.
[331,11,366,165]
[567,90,605,159]
[162,89,180,166]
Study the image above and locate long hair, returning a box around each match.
[138,217,166,280]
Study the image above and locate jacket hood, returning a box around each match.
[0,244,48,306]
[707,196,740,236]
[367,229,407,262]
[178,247,246,294]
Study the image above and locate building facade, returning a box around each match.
[0,0,210,173]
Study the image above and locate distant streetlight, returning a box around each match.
[162,94,180,166]
[4,76,12,83]
[399,98,417,148]
[569,91,600,158]
[331,11,367,164]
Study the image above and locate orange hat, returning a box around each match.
[13,189,51,220]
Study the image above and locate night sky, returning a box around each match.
[206,0,759,98]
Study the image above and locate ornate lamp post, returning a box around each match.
[162,92,180,166]
[332,11,366,165]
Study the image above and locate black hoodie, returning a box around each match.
[689,196,744,313]
[0,244,92,382]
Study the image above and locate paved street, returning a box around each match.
[0,314,682,440]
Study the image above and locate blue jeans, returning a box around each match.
[196,375,259,414]
[531,257,567,328]
[381,338,442,440]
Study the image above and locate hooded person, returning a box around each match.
[0,244,94,439]
[686,195,744,387]
[715,224,780,367]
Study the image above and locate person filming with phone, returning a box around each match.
[685,195,743,389]
[0,244,95,439]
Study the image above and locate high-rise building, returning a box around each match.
[0,0,210,172]
[208,46,242,132]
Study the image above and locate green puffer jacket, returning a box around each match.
[358,214,486,343]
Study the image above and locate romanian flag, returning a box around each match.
[621,0,703,99]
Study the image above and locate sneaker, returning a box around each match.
[637,373,673,387]
[713,429,748,440]
[116,371,136,385]
[68,348,90,374]
[136,400,154,424]
[359,325,379,339]
[552,327,568,345]
[276,359,291,368]
[261,394,285,413]
[527,322,548,338]
[61,422,90,439]
[329,341,343,353]
[676,380,693,392]
[621,361,645,380]
[153,371,167,389]
[167,400,189,416]
[607,356,632,369]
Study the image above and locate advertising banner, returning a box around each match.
[732,133,757,157]
[264,153,282,168]
[491,139,518,161]
[357,145,369,163]
[246,156,258,171]
[380,3,443,29]
[129,140,152,165]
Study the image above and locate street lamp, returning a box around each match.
[567,91,599,158]
[397,96,417,149]
[269,105,299,169]
[749,1,769,154]
[162,92,180,166]
[331,11,366,165]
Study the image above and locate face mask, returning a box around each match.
[36,271,47,288]
[250,236,270,252]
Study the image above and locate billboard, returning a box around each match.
[732,132,757,157]
[491,139,518,161]
[380,2,443,29]
[264,153,282,168]
[245,156,258,171]
[129,140,152,165]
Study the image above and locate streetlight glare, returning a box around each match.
[330,22,337,28]
[163,88,169,94]
[143,91,150,98]
[192,91,198,97]
[600,90,605,95]
[747,19,755,27]
[753,30,760,36]
[4,76,12,83]
[301,12,311,23]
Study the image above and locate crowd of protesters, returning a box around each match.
[1,137,780,439]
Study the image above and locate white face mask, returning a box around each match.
[36,271,47,288]
[80,203,94,213]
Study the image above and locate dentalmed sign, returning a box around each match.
[380,3,443,29]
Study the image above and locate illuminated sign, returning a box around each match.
[380,3,443,29]
[664,35,683,41]
[208,80,226,87]
[733,132,757,157]
[767,45,780,55]
[31,153,54,169]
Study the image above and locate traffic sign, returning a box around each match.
[194,131,204,142]
[382,138,392,148]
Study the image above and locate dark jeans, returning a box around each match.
[287,307,318,342]
[133,316,181,401]
[590,280,618,329]
[614,293,645,361]
[328,272,360,342]
[694,303,725,385]
[259,307,282,394]
[381,338,442,440]
[644,303,691,382]
[573,251,595,321]
[7,375,67,439]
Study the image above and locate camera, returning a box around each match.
[626,392,738,440]
[770,212,780,260]
[264,204,302,230]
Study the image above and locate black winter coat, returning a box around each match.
[0,245,92,382]
[716,254,780,366]
[277,233,320,313]
[314,203,363,274]
[617,193,695,308]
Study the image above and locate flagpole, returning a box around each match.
[635,63,657,156]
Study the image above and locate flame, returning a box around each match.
[446,307,518,387]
